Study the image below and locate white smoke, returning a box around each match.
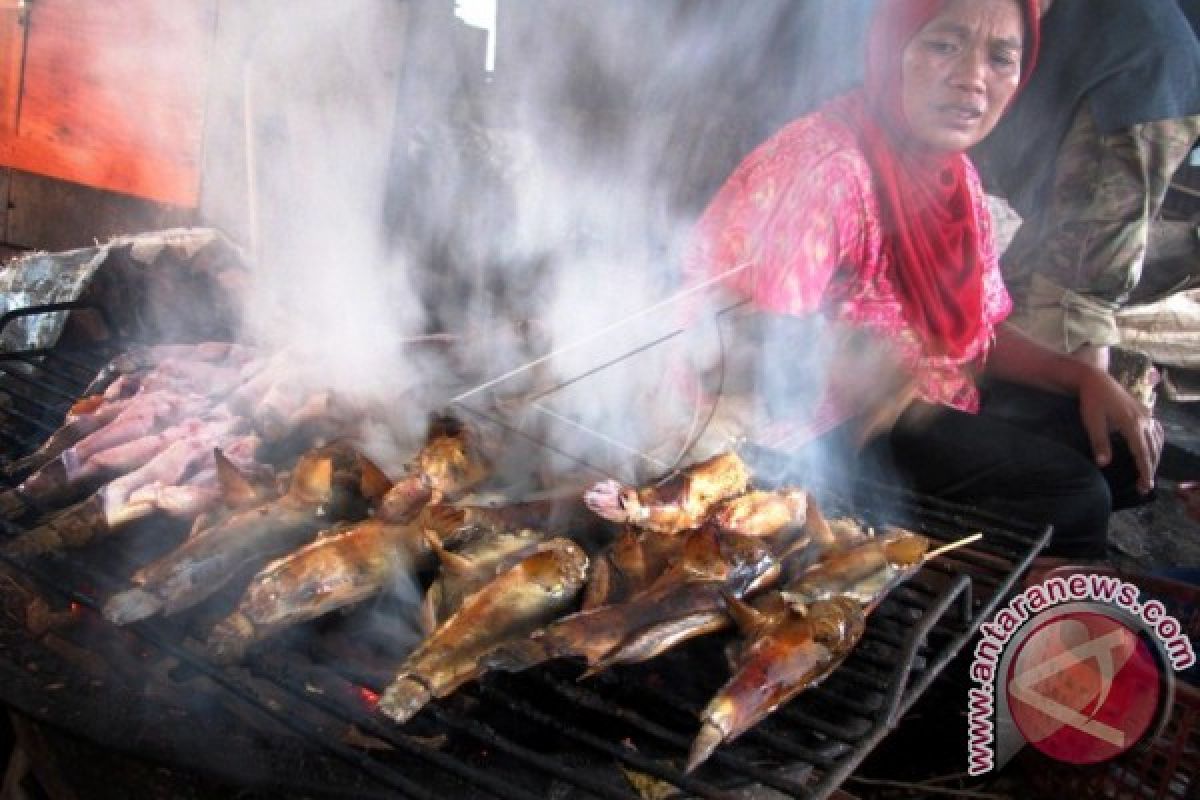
[206,0,874,483]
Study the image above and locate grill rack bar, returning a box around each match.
[0,549,456,800]
[0,334,1050,799]
[513,671,818,795]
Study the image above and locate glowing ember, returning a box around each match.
[358,686,380,709]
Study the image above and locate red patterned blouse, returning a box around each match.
[686,92,1010,415]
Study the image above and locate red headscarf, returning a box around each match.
[856,0,1040,358]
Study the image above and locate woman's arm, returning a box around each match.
[987,321,1089,393]
[986,322,1163,494]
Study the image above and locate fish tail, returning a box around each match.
[686,720,726,773]
[2,524,65,557]
[103,588,163,625]
[377,675,433,725]
[15,460,69,508]
[3,496,106,556]
[3,453,38,477]
[0,489,29,521]
[207,612,256,665]
[578,662,609,681]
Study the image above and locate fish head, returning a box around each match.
[523,540,589,593]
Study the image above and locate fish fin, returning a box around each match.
[418,586,440,635]
[578,662,608,681]
[578,635,626,676]
[287,453,334,505]
[424,530,475,576]
[103,588,163,625]
[357,454,393,503]
[679,526,726,581]
[723,590,767,636]
[214,448,262,509]
[803,494,835,550]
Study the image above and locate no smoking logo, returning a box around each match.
[1005,610,1165,765]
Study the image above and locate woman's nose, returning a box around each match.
[950,48,988,93]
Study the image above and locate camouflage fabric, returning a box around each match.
[1001,101,1200,353]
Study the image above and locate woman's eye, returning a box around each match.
[990,52,1019,69]
[926,40,957,55]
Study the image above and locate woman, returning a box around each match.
[686,0,1163,557]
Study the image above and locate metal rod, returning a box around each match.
[526,672,819,794]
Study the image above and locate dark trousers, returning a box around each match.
[857,381,1147,558]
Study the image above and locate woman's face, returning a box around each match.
[900,0,1024,153]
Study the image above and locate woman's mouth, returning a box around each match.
[938,104,985,129]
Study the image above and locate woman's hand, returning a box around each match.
[989,323,1164,493]
[1077,367,1164,494]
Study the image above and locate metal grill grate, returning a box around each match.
[0,324,1051,799]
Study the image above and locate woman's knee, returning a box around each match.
[1046,468,1112,557]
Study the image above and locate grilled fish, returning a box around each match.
[685,527,931,770]
[203,499,561,663]
[581,526,684,610]
[495,526,778,675]
[204,516,427,663]
[3,394,138,480]
[123,437,269,520]
[686,595,865,772]
[102,442,385,625]
[377,538,589,725]
[781,528,929,607]
[4,416,247,556]
[708,489,808,539]
[1,391,213,517]
[377,415,492,521]
[583,451,751,533]
[420,524,553,631]
[79,342,253,398]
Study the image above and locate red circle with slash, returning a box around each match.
[1005,610,1164,765]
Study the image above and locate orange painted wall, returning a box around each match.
[0,0,215,207]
